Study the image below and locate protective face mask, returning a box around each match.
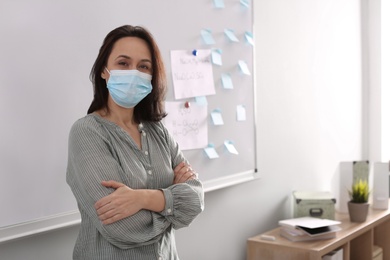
[106,68,153,108]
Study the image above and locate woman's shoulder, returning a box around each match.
[70,114,106,136]
[72,114,98,127]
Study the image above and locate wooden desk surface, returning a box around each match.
[247,207,390,260]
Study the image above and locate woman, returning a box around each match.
[66,25,204,260]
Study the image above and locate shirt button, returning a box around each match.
[148,170,152,175]
[142,132,146,136]
[158,257,162,260]
[167,208,172,214]
[144,151,149,155]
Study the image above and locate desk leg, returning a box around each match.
[374,220,390,260]
[350,230,372,260]
[342,242,350,260]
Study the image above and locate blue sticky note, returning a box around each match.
[213,0,225,8]
[224,140,239,154]
[240,0,250,8]
[221,73,233,89]
[204,144,219,159]
[211,109,224,125]
[224,29,239,42]
[245,31,254,46]
[238,60,251,75]
[211,49,222,66]
[195,96,208,106]
[236,105,246,121]
[201,29,216,45]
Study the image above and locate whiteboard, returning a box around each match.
[0,0,257,242]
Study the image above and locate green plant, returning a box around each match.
[349,179,369,203]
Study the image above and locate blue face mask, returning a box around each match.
[106,69,153,108]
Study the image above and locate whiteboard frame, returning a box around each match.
[0,211,81,244]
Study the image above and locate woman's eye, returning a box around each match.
[118,61,128,67]
[139,64,151,71]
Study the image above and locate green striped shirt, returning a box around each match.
[66,114,204,260]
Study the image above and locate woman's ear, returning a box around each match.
[101,70,107,80]
[101,67,110,80]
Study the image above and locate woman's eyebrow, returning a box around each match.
[115,55,131,60]
[115,55,151,63]
[140,58,152,63]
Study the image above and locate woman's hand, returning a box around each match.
[94,180,142,225]
[173,162,198,184]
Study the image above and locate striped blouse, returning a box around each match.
[66,114,204,260]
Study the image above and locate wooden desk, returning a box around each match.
[247,207,390,260]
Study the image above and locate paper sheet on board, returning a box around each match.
[164,101,208,150]
[170,49,216,99]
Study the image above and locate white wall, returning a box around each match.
[369,0,390,162]
[0,0,367,259]
[367,0,382,163]
[382,0,390,161]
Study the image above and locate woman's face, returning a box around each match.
[101,36,153,80]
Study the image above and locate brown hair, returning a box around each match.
[87,25,167,122]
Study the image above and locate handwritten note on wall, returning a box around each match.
[170,49,216,99]
[164,101,208,150]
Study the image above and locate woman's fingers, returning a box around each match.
[173,163,197,184]
[94,181,141,224]
[101,180,125,189]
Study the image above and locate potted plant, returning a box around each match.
[348,179,370,222]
